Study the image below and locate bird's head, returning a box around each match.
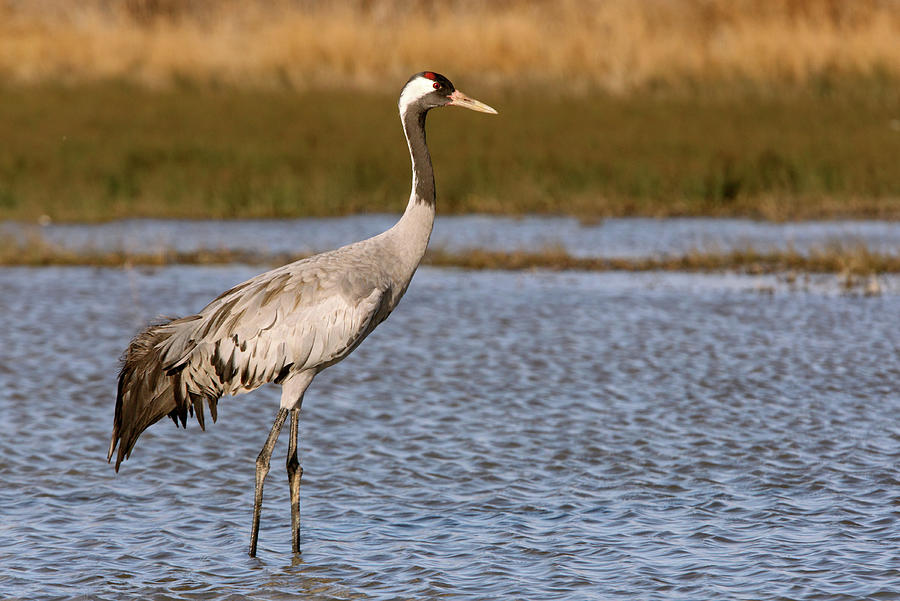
[399,71,497,116]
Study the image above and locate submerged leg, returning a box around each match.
[286,407,302,553]
[249,407,289,557]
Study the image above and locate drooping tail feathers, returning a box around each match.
[108,317,219,471]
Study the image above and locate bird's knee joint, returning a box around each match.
[286,455,300,473]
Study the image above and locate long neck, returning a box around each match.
[385,105,436,274]
[402,108,435,206]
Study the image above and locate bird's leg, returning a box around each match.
[286,407,302,553]
[249,407,289,557]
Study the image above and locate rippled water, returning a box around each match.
[5,215,900,258]
[2,265,899,600]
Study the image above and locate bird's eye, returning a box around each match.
[433,82,440,89]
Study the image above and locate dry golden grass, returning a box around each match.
[1,0,899,93]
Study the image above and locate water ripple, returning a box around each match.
[1,267,899,599]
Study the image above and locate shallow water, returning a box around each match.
[2,265,899,600]
[5,215,900,258]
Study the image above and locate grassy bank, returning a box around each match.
[1,82,899,222]
[2,0,899,222]
[2,232,897,278]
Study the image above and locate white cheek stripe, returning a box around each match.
[399,77,438,114]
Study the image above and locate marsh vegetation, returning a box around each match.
[0,0,899,223]
[1,82,899,223]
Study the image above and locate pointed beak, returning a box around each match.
[447,89,498,114]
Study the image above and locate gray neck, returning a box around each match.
[402,107,434,205]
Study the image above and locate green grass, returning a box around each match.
[1,81,899,222]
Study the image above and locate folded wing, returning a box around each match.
[109,251,393,470]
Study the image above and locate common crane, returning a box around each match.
[107,72,496,556]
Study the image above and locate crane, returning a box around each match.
[107,72,496,557]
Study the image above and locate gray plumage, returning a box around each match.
[107,71,496,556]
[111,239,401,468]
